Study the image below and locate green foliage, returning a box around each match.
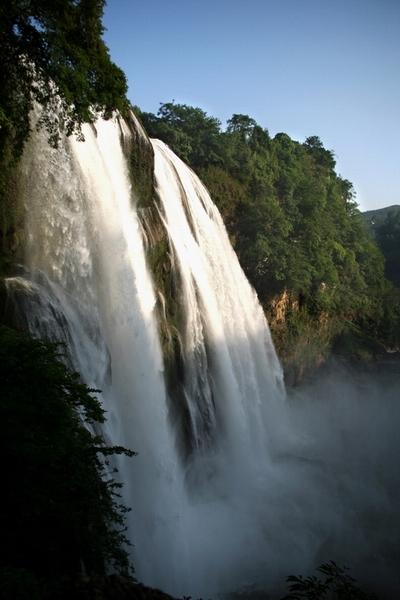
[139,101,400,363]
[0,0,128,158]
[0,0,129,277]
[303,136,336,170]
[373,208,400,287]
[282,561,380,599]
[0,326,136,584]
[139,101,223,169]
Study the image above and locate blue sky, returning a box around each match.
[103,0,400,211]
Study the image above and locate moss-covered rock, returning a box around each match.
[265,290,345,385]
[122,111,155,209]
[120,113,192,449]
[0,139,25,276]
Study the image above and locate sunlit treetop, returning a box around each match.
[0,0,128,155]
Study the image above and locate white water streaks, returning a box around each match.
[152,139,285,460]
[18,116,183,589]
[10,117,400,599]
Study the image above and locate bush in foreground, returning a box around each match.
[282,561,380,599]
[0,326,136,590]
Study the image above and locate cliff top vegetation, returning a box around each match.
[0,0,128,158]
[0,0,130,274]
[138,102,400,369]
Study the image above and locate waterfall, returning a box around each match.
[9,114,286,595]
[152,138,285,463]
[4,114,400,599]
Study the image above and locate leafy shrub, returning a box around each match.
[0,326,136,584]
[282,561,380,599]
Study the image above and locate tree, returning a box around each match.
[139,102,223,168]
[374,209,400,287]
[0,0,128,158]
[282,561,380,599]
[303,136,336,170]
[226,114,256,138]
[0,326,136,583]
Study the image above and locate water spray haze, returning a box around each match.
[283,364,400,594]
[6,115,400,599]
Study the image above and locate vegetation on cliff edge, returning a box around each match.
[138,102,400,375]
[0,0,129,275]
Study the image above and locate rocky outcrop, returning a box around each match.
[122,111,155,209]
[265,290,342,385]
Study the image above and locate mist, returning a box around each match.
[121,361,400,600]
[248,361,400,598]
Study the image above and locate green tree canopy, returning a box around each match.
[226,114,257,138]
[139,101,399,352]
[303,135,336,170]
[0,0,128,157]
[139,101,223,168]
[373,209,400,287]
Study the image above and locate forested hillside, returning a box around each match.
[363,206,400,288]
[138,102,400,377]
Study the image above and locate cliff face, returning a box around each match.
[122,112,155,209]
[122,114,182,387]
[264,290,340,384]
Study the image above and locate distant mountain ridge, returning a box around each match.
[362,204,400,225]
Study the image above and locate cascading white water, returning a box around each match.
[7,115,400,599]
[15,115,186,591]
[152,139,285,464]
[12,114,288,596]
